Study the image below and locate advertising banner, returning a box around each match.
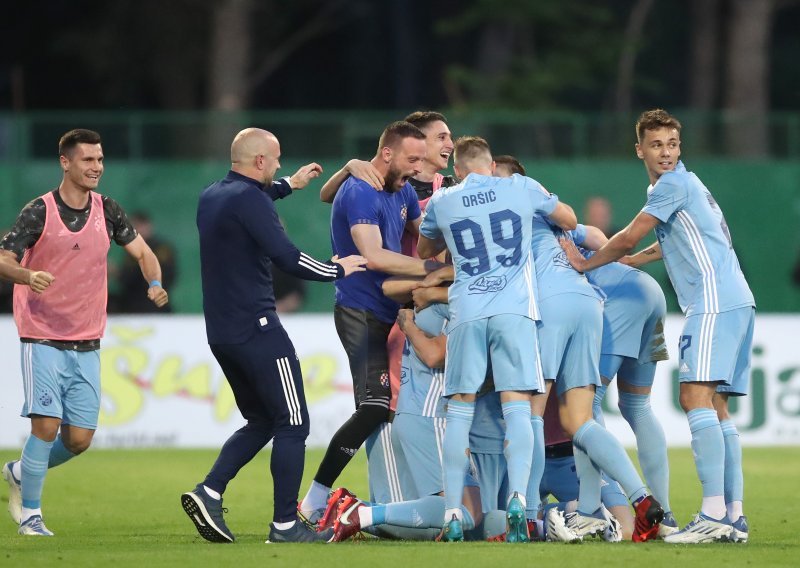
[1,314,798,449]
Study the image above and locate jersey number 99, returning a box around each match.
[450,209,522,276]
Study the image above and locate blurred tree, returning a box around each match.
[613,0,655,113]
[436,0,623,110]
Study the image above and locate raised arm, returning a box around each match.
[320,159,384,203]
[397,309,446,369]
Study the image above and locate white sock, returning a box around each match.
[273,520,295,530]
[21,507,42,522]
[701,496,727,520]
[444,507,463,522]
[300,481,331,513]
[726,501,743,521]
[358,506,374,528]
[12,460,21,479]
[203,485,221,500]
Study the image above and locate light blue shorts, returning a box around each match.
[469,452,508,514]
[601,271,668,361]
[393,413,446,498]
[365,422,408,504]
[444,314,543,396]
[537,294,602,396]
[540,455,628,509]
[599,355,657,388]
[20,342,101,429]
[678,307,755,396]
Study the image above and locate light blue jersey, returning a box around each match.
[641,162,755,316]
[420,173,559,330]
[396,303,448,418]
[532,216,597,302]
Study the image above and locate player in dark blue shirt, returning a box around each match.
[182,128,366,544]
[300,122,444,523]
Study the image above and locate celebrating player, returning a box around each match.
[561,109,755,544]
[1,129,169,536]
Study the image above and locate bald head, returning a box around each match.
[230,128,281,185]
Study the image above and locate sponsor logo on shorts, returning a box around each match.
[340,447,357,457]
[680,362,690,373]
[380,372,390,389]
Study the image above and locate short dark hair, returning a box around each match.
[635,109,682,143]
[59,129,102,157]
[493,155,526,176]
[377,121,426,153]
[454,136,492,167]
[404,111,448,131]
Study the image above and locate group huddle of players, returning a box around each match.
[294,109,754,545]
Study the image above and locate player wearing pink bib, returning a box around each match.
[0,129,168,536]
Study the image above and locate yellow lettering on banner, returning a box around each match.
[99,345,147,425]
[301,355,337,404]
[152,356,213,399]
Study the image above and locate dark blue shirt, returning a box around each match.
[198,171,342,344]
[330,177,421,323]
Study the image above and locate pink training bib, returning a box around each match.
[14,191,110,341]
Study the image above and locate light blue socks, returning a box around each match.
[525,415,544,519]
[502,401,533,500]
[619,391,670,512]
[21,434,54,509]
[687,408,725,498]
[573,419,647,503]
[443,401,474,512]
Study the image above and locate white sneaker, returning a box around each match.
[658,511,680,538]
[564,510,609,538]
[18,515,54,536]
[600,506,623,542]
[731,515,749,543]
[2,461,22,524]
[545,508,581,543]
[663,513,733,544]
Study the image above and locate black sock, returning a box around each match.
[314,404,389,487]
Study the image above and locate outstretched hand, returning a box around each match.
[28,270,55,293]
[558,238,588,273]
[289,163,324,190]
[346,159,384,190]
[332,254,368,277]
[148,285,169,308]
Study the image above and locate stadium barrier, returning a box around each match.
[1,314,798,449]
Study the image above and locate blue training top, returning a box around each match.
[331,176,421,323]
[197,171,342,344]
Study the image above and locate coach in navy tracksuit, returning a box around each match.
[182,128,366,544]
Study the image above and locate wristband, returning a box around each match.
[149,280,162,288]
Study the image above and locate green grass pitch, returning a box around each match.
[0,447,798,567]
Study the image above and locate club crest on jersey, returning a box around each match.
[468,275,507,294]
[400,205,408,221]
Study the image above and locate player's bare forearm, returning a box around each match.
[399,314,446,368]
[417,235,446,260]
[319,167,349,203]
[623,242,662,267]
[0,250,30,284]
[382,276,424,303]
[365,249,432,277]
